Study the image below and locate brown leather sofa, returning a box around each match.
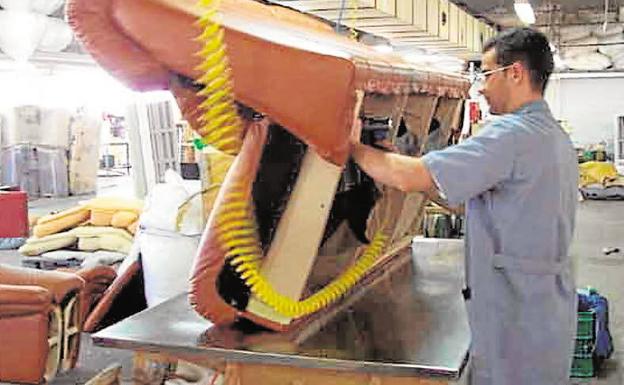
[68,0,469,332]
[0,264,116,384]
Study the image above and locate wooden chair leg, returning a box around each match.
[44,306,63,383]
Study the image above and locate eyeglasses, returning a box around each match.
[472,64,514,84]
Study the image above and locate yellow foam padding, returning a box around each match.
[77,236,132,255]
[29,214,41,228]
[127,220,139,235]
[33,206,90,238]
[579,161,619,187]
[73,226,134,255]
[85,197,143,214]
[90,209,114,227]
[605,176,624,187]
[71,226,133,241]
[111,211,138,229]
[18,231,78,256]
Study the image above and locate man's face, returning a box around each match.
[478,49,512,115]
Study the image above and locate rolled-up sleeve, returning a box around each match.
[421,121,516,205]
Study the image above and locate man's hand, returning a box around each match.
[349,130,435,194]
[375,138,400,153]
[349,90,365,147]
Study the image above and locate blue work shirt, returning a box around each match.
[422,100,578,385]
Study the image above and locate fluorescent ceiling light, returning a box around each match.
[514,0,536,25]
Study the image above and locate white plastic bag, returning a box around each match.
[139,169,202,235]
[139,169,203,307]
[139,229,199,307]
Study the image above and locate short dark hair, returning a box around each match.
[483,27,554,93]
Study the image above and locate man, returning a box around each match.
[350,28,578,385]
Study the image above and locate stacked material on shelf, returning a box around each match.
[69,113,101,195]
[0,106,73,198]
[0,106,102,197]
[555,23,624,71]
[2,106,71,148]
[1,144,69,198]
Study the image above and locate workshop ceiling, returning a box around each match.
[464,0,620,15]
[267,0,624,71]
[463,0,622,27]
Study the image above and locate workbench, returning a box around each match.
[92,239,469,384]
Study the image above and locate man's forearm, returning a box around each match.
[350,142,435,193]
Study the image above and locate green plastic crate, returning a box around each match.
[571,353,595,378]
[574,336,594,355]
[577,311,595,339]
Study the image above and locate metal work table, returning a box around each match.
[93,238,469,383]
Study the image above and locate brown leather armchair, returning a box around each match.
[0,264,116,384]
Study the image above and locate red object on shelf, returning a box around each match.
[469,100,481,124]
[0,191,28,238]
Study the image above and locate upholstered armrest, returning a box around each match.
[0,283,60,384]
[73,265,117,323]
[83,259,143,333]
[0,284,52,317]
[0,265,83,304]
[74,265,117,286]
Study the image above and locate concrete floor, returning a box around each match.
[1,188,623,384]
[569,201,624,385]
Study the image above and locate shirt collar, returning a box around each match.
[512,99,549,115]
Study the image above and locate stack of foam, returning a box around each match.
[578,161,624,200]
[19,197,143,260]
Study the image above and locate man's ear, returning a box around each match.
[512,62,524,83]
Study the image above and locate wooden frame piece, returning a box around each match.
[44,306,63,383]
[425,97,463,152]
[246,149,344,325]
[62,295,81,371]
[246,92,364,325]
[388,94,410,143]
[403,95,440,155]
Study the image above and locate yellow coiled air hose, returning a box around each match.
[216,184,389,319]
[197,0,387,319]
[195,0,244,155]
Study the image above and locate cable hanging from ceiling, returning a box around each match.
[335,0,358,40]
[602,0,609,33]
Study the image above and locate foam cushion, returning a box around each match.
[73,227,133,255]
[111,211,138,228]
[19,231,78,256]
[33,206,90,238]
